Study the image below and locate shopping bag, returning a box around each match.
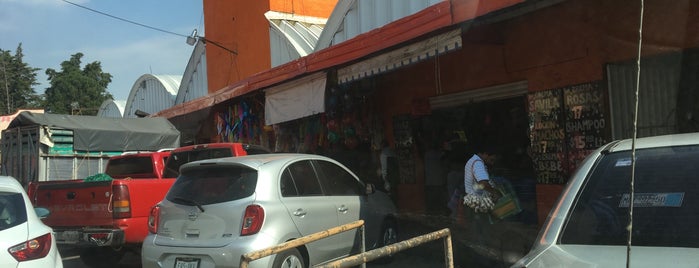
[489,177,522,222]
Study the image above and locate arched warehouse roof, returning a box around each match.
[97,100,126,118]
[124,74,181,118]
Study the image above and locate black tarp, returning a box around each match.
[7,111,180,151]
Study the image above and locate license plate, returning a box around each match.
[175,257,200,268]
[59,231,80,242]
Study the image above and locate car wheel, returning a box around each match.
[80,247,126,268]
[273,247,305,268]
[374,219,398,264]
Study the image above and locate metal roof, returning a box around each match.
[266,11,327,67]
[125,74,181,118]
[176,41,208,105]
[97,100,126,118]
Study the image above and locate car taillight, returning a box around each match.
[240,205,264,236]
[112,185,131,219]
[8,233,52,262]
[148,205,160,234]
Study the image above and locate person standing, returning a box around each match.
[463,144,501,246]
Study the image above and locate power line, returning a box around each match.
[61,0,189,38]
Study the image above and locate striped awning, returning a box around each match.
[337,28,462,84]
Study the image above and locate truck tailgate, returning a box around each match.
[32,180,114,227]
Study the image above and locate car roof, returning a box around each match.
[0,176,23,192]
[607,132,699,152]
[180,153,335,171]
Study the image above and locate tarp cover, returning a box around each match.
[7,112,180,151]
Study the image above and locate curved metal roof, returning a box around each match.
[316,0,442,51]
[124,74,180,118]
[266,11,326,67]
[97,100,126,118]
[176,41,208,105]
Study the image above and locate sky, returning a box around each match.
[0,0,204,101]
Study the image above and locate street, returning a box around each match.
[60,212,536,268]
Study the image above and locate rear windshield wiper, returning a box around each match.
[173,196,205,212]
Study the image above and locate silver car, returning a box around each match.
[142,153,398,268]
[513,132,699,267]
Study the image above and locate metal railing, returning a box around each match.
[240,219,454,268]
[316,228,454,268]
[239,220,366,268]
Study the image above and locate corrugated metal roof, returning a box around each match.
[316,0,443,51]
[177,40,208,105]
[97,100,126,118]
[125,74,180,118]
[266,11,327,67]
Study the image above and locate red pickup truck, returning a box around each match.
[27,143,270,267]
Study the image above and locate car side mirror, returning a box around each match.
[34,207,50,219]
[365,183,375,195]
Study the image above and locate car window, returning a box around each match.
[105,156,154,178]
[166,165,257,205]
[0,192,28,230]
[280,169,300,197]
[283,160,323,196]
[561,145,699,248]
[314,160,363,196]
[163,148,234,178]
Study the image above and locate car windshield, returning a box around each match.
[0,192,28,231]
[560,144,699,248]
[166,165,257,205]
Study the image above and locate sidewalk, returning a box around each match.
[368,212,539,268]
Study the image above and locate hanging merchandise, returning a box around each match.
[215,99,262,144]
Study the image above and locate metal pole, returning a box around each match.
[317,228,453,268]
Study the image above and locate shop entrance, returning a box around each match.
[418,95,538,224]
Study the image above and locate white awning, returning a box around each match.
[337,28,462,84]
[265,72,327,125]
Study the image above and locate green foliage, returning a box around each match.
[45,53,113,115]
[0,44,42,114]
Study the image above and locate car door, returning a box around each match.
[313,159,362,255]
[279,160,340,264]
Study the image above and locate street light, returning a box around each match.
[186,29,238,55]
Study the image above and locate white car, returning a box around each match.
[142,153,398,268]
[0,176,63,268]
[513,132,699,267]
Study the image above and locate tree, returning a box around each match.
[0,44,42,114]
[45,53,113,115]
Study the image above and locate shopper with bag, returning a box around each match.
[462,144,501,246]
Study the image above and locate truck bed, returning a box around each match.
[30,179,115,227]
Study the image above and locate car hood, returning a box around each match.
[516,244,699,268]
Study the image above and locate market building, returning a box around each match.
[154,0,699,227]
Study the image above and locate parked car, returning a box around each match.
[142,153,398,268]
[513,133,699,267]
[0,176,63,268]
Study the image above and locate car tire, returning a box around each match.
[273,247,305,268]
[79,247,125,268]
[373,219,398,264]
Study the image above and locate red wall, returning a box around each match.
[203,1,336,94]
[204,0,272,93]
